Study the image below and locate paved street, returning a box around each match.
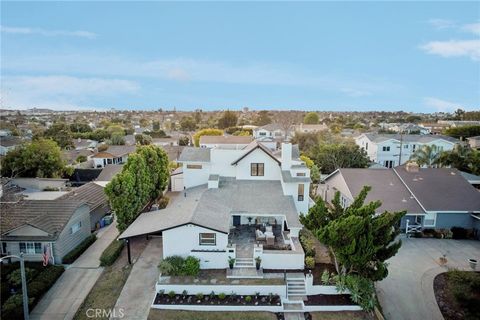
[30,222,119,320]
[112,237,163,320]
[376,238,480,320]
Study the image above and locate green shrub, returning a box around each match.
[1,294,34,320]
[299,233,316,257]
[7,268,37,287]
[196,293,204,300]
[305,256,315,269]
[168,291,176,298]
[218,293,226,300]
[100,239,124,266]
[159,255,200,276]
[76,155,87,163]
[321,269,331,285]
[62,234,97,264]
[158,260,174,275]
[183,256,200,276]
[157,197,170,209]
[245,295,252,303]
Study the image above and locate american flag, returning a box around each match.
[42,244,50,266]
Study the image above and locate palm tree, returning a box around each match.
[409,144,440,167]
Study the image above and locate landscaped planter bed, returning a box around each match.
[304,294,354,306]
[263,263,337,285]
[154,291,282,307]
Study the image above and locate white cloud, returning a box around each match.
[423,97,463,112]
[420,40,480,61]
[0,25,97,39]
[1,75,139,109]
[462,22,480,35]
[428,19,456,30]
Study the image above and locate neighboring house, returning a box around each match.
[253,123,291,140]
[72,138,97,150]
[379,123,430,135]
[321,163,480,234]
[152,137,179,146]
[91,145,136,168]
[355,133,459,168]
[460,171,480,189]
[62,149,95,166]
[0,200,91,264]
[419,123,450,135]
[162,145,185,162]
[467,136,480,149]
[293,123,328,134]
[119,142,311,270]
[199,135,253,149]
[0,136,23,155]
[60,182,110,230]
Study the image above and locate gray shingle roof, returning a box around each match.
[1,200,87,239]
[60,182,108,212]
[333,168,425,214]
[394,166,480,212]
[200,135,253,144]
[119,179,301,239]
[362,133,459,144]
[96,164,123,181]
[92,145,137,158]
[178,147,211,162]
[281,171,311,183]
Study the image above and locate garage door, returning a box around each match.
[171,173,184,192]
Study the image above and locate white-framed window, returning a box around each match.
[424,212,436,227]
[296,172,306,177]
[251,163,264,176]
[382,146,391,152]
[19,242,42,254]
[199,233,216,246]
[365,142,368,150]
[70,221,82,234]
[259,132,266,136]
[404,144,409,149]
[384,160,394,168]
[187,164,202,169]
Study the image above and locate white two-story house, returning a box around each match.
[355,133,459,168]
[119,141,310,271]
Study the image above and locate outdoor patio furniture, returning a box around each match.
[266,234,275,246]
[255,229,266,241]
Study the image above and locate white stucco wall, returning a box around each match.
[162,224,229,269]
[235,149,281,180]
[183,162,211,188]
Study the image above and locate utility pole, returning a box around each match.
[398,130,404,166]
[0,253,29,320]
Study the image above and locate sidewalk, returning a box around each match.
[30,222,119,320]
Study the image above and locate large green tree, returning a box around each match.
[310,143,369,174]
[43,122,73,149]
[301,187,405,310]
[304,112,319,124]
[105,145,169,232]
[254,111,272,126]
[1,139,70,178]
[217,110,238,129]
[438,145,480,175]
[180,116,197,131]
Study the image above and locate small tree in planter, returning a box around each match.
[255,256,262,270]
[228,256,235,269]
[305,256,315,270]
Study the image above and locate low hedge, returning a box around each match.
[100,239,125,266]
[62,234,97,264]
[1,265,64,320]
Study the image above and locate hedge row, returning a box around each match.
[62,234,97,264]
[100,239,125,266]
[1,265,64,320]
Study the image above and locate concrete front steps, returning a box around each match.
[286,274,307,301]
[234,257,255,268]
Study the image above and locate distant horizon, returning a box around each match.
[1,2,479,112]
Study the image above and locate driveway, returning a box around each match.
[112,237,163,320]
[376,238,480,320]
[30,222,119,320]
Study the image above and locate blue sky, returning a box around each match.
[1,1,479,112]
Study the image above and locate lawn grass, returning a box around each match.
[148,310,277,320]
[73,248,132,320]
[310,311,373,320]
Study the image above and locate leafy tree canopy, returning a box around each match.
[444,125,480,139]
[180,116,197,132]
[254,111,272,126]
[1,138,71,178]
[218,110,238,129]
[193,128,223,147]
[304,112,319,124]
[310,143,369,174]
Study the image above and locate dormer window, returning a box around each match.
[251,163,264,176]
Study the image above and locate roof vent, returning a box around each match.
[402,198,407,203]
